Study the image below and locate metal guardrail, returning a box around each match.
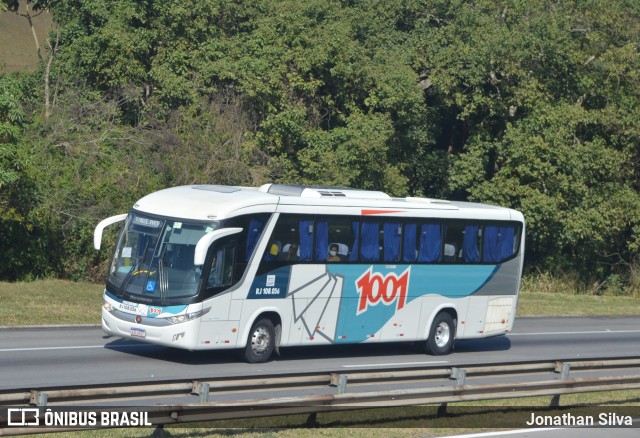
[2,357,640,435]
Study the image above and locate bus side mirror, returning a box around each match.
[194,227,243,266]
[94,214,128,250]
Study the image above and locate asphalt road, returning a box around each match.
[1,316,639,390]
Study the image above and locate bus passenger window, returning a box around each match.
[463,225,481,263]
[360,221,380,262]
[260,214,313,264]
[418,222,442,263]
[383,222,401,262]
[245,219,265,262]
[403,223,418,262]
[444,222,481,263]
[483,224,517,263]
[315,216,356,263]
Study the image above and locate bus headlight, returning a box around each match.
[164,308,210,325]
[102,299,115,313]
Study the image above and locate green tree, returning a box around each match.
[422,0,640,279]
[2,0,639,285]
[0,72,57,280]
[0,74,25,188]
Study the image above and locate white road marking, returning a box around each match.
[342,361,449,368]
[0,344,151,352]
[509,329,640,336]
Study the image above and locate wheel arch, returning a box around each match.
[422,304,459,341]
[237,308,283,348]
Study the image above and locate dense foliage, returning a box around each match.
[1,0,639,289]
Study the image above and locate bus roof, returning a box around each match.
[132,184,524,223]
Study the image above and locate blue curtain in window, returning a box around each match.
[361,222,380,262]
[383,222,401,262]
[403,223,417,262]
[418,223,442,262]
[298,220,313,262]
[499,226,515,260]
[349,221,360,261]
[315,220,328,262]
[463,225,480,263]
[483,225,499,262]
[483,225,515,262]
[246,219,265,261]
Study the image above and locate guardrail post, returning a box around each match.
[554,362,571,378]
[450,367,467,385]
[330,373,348,393]
[550,362,571,408]
[560,362,570,379]
[29,390,47,407]
[337,374,348,394]
[199,383,210,402]
[192,381,210,402]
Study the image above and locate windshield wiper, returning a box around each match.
[157,245,169,305]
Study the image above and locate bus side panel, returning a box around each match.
[333,291,383,344]
[332,264,498,344]
[458,295,489,339]
[238,259,521,348]
[279,265,346,346]
[460,295,516,339]
[289,296,344,345]
[197,293,240,348]
[469,257,522,297]
[459,257,521,338]
[195,320,240,348]
[378,298,422,342]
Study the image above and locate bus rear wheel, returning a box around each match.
[243,318,275,363]
[425,312,455,355]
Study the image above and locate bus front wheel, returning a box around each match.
[243,318,275,363]
[425,312,455,355]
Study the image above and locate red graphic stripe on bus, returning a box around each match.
[361,209,405,215]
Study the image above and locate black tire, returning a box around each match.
[243,318,275,363]
[425,312,455,355]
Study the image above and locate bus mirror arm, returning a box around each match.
[194,227,243,266]
[94,214,128,250]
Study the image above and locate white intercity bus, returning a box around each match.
[94,184,525,362]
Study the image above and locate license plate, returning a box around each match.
[130,327,146,338]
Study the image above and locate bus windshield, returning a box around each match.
[108,213,218,301]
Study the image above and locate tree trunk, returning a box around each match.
[23,2,43,63]
[44,32,59,120]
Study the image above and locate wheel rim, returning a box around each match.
[434,322,450,348]
[250,326,271,355]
